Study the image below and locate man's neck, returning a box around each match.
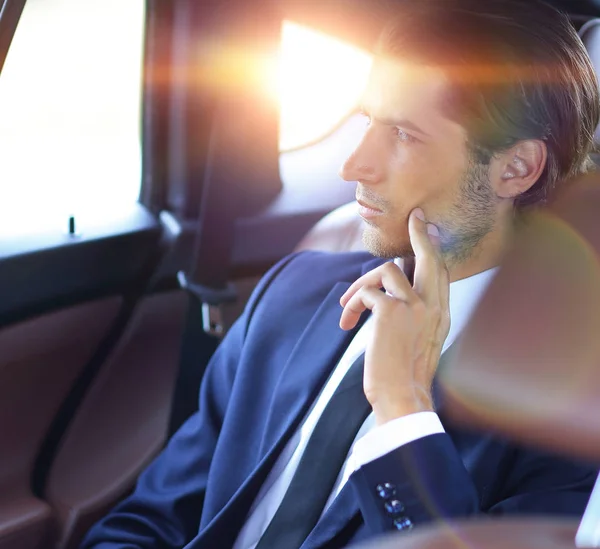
[446,224,510,283]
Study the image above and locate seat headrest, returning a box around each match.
[294,201,366,253]
[579,18,600,142]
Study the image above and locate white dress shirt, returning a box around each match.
[233,260,498,549]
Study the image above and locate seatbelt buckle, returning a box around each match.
[200,302,226,337]
[177,271,237,337]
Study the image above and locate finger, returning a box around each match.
[408,208,446,305]
[339,287,391,330]
[438,255,450,314]
[403,255,416,285]
[339,261,415,308]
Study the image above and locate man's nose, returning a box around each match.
[338,134,381,184]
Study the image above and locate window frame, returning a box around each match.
[0,0,27,75]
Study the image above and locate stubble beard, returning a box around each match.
[362,159,498,267]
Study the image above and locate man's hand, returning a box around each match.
[339,208,451,425]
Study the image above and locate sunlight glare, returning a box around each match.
[0,0,144,235]
[278,21,372,151]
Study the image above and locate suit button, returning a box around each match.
[376,483,397,499]
[384,499,405,516]
[393,517,414,531]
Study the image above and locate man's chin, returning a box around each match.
[361,227,413,259]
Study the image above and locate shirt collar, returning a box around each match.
[393,257,499,351]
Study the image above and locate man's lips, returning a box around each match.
[357,198,384,219]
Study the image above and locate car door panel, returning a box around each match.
[0,203,181,549]
[0,204,162,325]
[0,297,122,549]
[43,290,188,549]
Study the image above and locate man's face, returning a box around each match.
[340,58,498,263]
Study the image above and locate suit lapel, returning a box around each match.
[259,281,369,454]
[189,281,370,549]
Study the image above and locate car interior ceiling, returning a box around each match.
[1,0,600,548]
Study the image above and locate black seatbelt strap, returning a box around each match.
[169,99,241,435]
[168,5,283,436]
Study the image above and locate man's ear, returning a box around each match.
[490,140,547,200]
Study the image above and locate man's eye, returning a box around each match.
[394,127,417,143]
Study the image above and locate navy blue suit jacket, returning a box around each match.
[82,251,597,549]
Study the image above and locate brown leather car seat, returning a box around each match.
[295,201,365,253]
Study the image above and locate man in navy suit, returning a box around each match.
[82,1,600,548]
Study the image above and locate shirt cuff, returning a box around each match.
[350,412,445,471]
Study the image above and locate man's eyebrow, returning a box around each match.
[359,106,431,138]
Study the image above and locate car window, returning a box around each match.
[277,21,371,199]
[278,21,372,152]
[0,0,145,237]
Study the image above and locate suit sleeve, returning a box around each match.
[80,253,303,549]
[349,433,597,536]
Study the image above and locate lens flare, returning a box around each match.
[441,211,600,461]
[278,21,372,151]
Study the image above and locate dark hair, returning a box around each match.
[376,0,600,209]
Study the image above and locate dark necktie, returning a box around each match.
[255,353,371,549]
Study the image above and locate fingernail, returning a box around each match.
[427,223,439,237]
[414,208,425,221]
